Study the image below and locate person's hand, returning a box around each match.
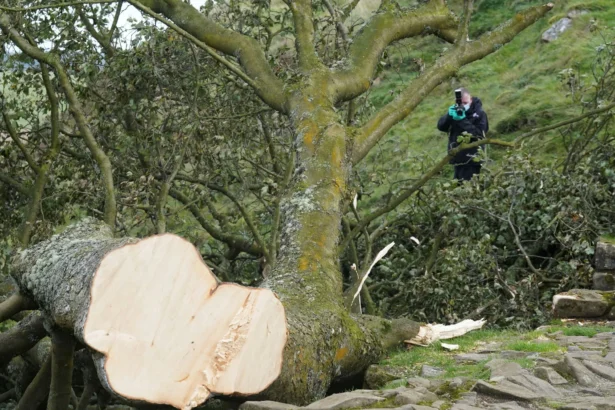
[448,105,466,121]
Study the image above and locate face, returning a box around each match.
[461,94,472,105]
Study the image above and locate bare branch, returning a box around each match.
[130,0,288,112]
[206,184,271,263]
[0,313,46,365]
[48,330,76,410]
[351,3,554,165]
[322,0,349,44]
[169,187,263,256]
[0,293,36,323]
[108,0,124,43]
[515,102,615,143]
[16,355,51,410]
[329,3,457,103]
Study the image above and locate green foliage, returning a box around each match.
[369,146,615,327]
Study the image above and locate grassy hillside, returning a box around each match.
[363,0,615,176]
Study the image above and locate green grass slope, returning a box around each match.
[364,0,615,174]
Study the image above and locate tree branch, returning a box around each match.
[329,2,457,103]
[0,312,46,365]
[0,16,118,230]
[76,6,115,56]
[168,187,262,256]
[0,293,36,323]
[339,138,514,253]
[205,184,271,262]
[287,0,320,70]
[515,102,615,143]
[322,0,349,44]
[130,0,288,112]
[351,3,554,165]
[1,111,39,174]
[47,330,76,410]
[108,0,124,43]
[19,62,62,247]
[456,0,474,47]
[0,172,29,196]
[16,354,51,410]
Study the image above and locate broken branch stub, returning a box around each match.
[11,218,287,410]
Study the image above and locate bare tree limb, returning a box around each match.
[16,354,51,410]
[350,3,554,165]
[130,0,288,112]
[514,102,615,143]
[322,0,349,44]
[0,313,46,365]
[207,184,271,263]
[76,6,115,56]
[76,382,94,410]
[47,330,76,410]
[168,187,262,256]
[456,0,474,47]
[0,389,15,403]
[0,293,36,323]
[155,148,184,234]
[108,0,124,43]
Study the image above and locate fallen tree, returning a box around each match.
[4,218,420,408]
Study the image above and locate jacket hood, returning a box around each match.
[471,97,483,111]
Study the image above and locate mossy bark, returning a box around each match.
[258,87,419,404]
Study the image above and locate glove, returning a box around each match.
[448,105,466,121]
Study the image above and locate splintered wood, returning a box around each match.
[404,319,486,347]
[83,235,287,410]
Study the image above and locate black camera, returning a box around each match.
[454,89,464,116]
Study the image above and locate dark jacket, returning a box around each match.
[437,97,489,165]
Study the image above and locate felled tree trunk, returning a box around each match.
[11,220,288,410]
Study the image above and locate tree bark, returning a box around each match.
[0,312,46,365]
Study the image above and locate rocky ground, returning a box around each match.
[239,322,615,410]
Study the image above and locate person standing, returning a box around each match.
[437,87,489,182]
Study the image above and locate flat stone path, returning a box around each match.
[240,327,615,410]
